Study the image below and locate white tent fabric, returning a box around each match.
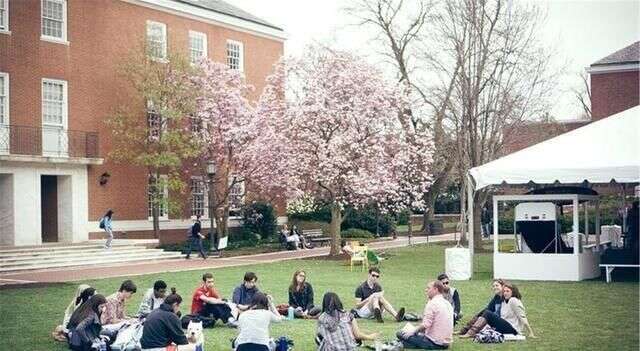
[469,105,640,190]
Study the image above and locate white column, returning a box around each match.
[0,174,15,245]
[466,175,475,277]
[493,197,499,254]
[572,197,579,254]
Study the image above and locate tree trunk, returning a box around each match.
[407,209,414,244]
[329,203,342,256]
[152,205,160,239]
[421,189,437,235]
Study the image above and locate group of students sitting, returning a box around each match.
[278,224,313,250]
[52,267,535,351]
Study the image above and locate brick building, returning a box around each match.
[0,0,285,246]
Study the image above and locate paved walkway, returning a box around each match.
[0,235,455,287]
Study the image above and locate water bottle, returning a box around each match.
[287,306,295,320]
[98,340,107,351]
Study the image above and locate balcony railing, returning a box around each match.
[0,124,99,159]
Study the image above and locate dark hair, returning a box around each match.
[76,287,96,306]
[164,287,182,305]
[368,267,380,275]
[321,292,344,317]
[503,282,522,300]
[244,272,258,282]
[431,280,446,294]
[437,273,449,281]
[250,292,269,310]
[202,272,213,282]
[67,294,107,329]
[153,280,167,291]
[289,270,306,293]
[119,280,137,293]
[104,209,114,218]
[196,214,201,220]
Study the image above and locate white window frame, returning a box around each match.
[41,78,68,129]
[148,174,169,221]
[146,100,163,141]
[226,40,244,72]
[0,0,10,34]
[41,0,68,44]
[0,72,8,125]
[146,20,167,61]
[228,175,245,216]
[190,176,209,219]
[188,30,207,64]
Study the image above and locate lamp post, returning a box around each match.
[207,161,217,254]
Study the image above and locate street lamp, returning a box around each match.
[207,161,217,255]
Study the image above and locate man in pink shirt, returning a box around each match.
[396,280,453,349]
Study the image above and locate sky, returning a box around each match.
[228,0,639,120]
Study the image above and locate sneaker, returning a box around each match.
[226,318,238,328]
[395,307,405,322]
[374,307,384,323]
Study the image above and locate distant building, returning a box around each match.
[0,0,285,246]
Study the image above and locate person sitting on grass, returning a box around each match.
[316,292,380,351]
[53,284,96,342]
[288,270,321,318]
[353,267,405,323]
[140,288,189,350]
[233,272,261,313]
[437,273,462,324]
[66,294,107,351]
[396,280,453,350]
[101,280,137,326]
[137,280,167,318]
[461,282,536,339]
[191,272,238,327]
[234,292,283,351]
[458,279,504,335]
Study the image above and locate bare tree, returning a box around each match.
[572,71,592,120]
[345,0,458,235]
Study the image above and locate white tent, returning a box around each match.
[464,105,640,279]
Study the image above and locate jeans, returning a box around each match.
[482,310,518,335]
[104,227,113,248]
[236,343,269,351]
[186,236,206,258]
[201,302,233,323]
[396,331,447,349]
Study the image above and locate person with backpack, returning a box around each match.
[185,214,207,260]
[99,210,114,249]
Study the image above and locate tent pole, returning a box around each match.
[584,201,589,245]
[493,197,499,255]
[573,197,579,255]
[466,175,475,278]
[595,200,601,250]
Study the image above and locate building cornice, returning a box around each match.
[121,0,287,42]
[586,62,640,75]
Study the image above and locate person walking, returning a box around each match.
[100,210,114,249]
[185,215,207,260]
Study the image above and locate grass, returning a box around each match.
[0,243,638,350]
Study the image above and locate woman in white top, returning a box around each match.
[234,292,283,351]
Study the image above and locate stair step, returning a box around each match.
[0,248,166,263]
[0,253,183,273]
[0,251,181,268]
[0,246,146,259]
[0,243,151,255]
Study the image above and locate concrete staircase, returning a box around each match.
[0,240,183,273]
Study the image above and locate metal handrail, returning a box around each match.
[0,124,99,158]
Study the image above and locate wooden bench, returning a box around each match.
[600,264,640,283]
[303,229,331,246]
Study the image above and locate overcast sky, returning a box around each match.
[229,0,639,120]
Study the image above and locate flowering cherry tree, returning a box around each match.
[254,47,434,255]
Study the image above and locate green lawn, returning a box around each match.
[1,243,638,350]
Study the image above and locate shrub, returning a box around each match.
[341,228,375,239]
[241,201,277,239]
[342,205,395,236]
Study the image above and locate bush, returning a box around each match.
[241,202,277,239]
[288,204,332,222]
[341,228,375,239]
[342,205,395,236]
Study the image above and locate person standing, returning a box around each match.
[100,210,114,249]
[396,280,453,349]
[185,215,207,260]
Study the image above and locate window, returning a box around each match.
[0,0,9,32]
[146,20,167,60]
[42,79,67,127]
[41,0,67,42]
[189,114,203,134]
[147,100,161,141]
[0,73,7,125]
[226,40,244,71]
[148,175,168,220]
[228,175,245,215]
[190,177,208,218]
[188,30,207,64]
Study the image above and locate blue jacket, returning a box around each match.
[101,216,112,230]
[232,283,260,306]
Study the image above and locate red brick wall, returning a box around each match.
[1,0,284,222]
[591,70,640,120]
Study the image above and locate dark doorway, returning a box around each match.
[41,175,58,243]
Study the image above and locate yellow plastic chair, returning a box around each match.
[350,244,369,272]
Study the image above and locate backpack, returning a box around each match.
[274,336,294,351]
[109,322,144,351]
[99,217,105,229]
[474,328,504,344]
[186,224,195,237]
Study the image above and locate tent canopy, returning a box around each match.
[469,105,640,191]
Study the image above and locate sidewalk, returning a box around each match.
[0,234,455,286]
